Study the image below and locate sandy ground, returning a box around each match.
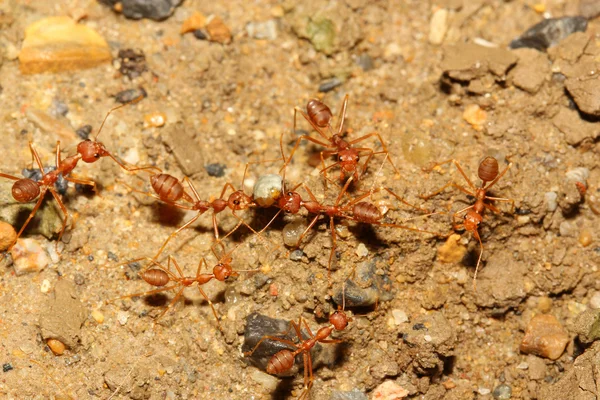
[0,0,599,399]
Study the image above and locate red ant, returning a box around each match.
[243,308,350,399]
[276,178,444,284]
[0,98,160,252]
[420,156,514,289]
[108,243,253,331]
[281,95,400,185]
[120,161,283,262]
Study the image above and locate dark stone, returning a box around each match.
[99,0,182,21]
[193,30,208,40]
[332,260,393,308]
[510,17,588,51]
[118,49,147,79]
[289,250,304,261]
[355,54,373,72]
[73,274,85,286]
[318,77,343,93]
[2,363,12,372]
[50,99,69,117]
[107,252,119,262]
[205,163,227,178]
[242,313,337,376]
[75,125,92,140]
[114,88,147,104]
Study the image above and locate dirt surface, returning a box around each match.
[0,0,599,399]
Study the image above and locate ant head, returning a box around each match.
[338,150,359,173]
[213,263,238,281]
[478,156,499,183]
[277,191,301,214]
[463,210,483,231]
[77,140,109,163]
[228,191,252,211]
[329,309,349,331]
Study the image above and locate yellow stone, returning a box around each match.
[19,16,111,75]
[462,104,487,131]
[180,11,206,34]
[437,234,467,263]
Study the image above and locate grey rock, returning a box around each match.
[573,309,600,344]
[114,87,147,104]
[330,389,368,400]
[510,17,588,51]
[99,0,182,21]
[75,124,92,140]
[318,77,343,93]
[242,313,338,376]
[205,163,227,178]
[492,384,512,399]
[332,260,393,308]
[246,20,278,40]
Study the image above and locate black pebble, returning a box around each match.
[98,0,182,21]
[76,125,93,140]
[193,30,208,40]
[205,163,227,177]
[2,363,13,372]
[115,88,147,104]
[318,77,343,93]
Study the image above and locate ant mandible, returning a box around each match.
[420,156,514,289]
[281,95,400,185]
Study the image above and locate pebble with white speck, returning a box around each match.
[205,163,227,177]
[355,243,368,257]
[289,250,304,261]
[492,384,512,399]
[478,387,491,396]
[2,363,13,372]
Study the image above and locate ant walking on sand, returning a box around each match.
[420,156,514,289]
[281,95,400,185]
[243,307,351,399]
[0,97,160,252]
[109,242,257,331]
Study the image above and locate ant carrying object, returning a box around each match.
[243,308,351,399]
[281,95,400,185]
[108,243,254,331]
[0,98,160,252]
[420,156,514,289]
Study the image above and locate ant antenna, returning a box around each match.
[95,94,145,141]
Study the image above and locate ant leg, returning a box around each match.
[0,173,21,181]
[294,215,321,248]
[243,335,298,357]
[483,161,513,191]
[472,229,484,292]
[452,205,473,230]
[11,188,47,248]
[374,221,446,237]
[154,286,186,321]
[219,182,237,200]
[485,196,515,214]
[109,284,180,303]
[300,353,310,398]
[29,142,45,172]
[318,339,343,344]
[153,212,202,262]
[197,286,223,331]
[64,176,99,196]
[280,135,334,174]
[348,132,400,175]
[420,182,474,200]
[427,159,477,191]
[483,203,502,214]
[195,257,208,277]
[319,149,339,189]
[48,189,69,251]
[382,187,430,213]
[327,216,337,285]
[301,319,315,338]
[333,94,349,136]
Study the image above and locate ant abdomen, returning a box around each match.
[151,174,185,203]
[478,157,499,183]
[141,269,170,287]
[266,349,295,374]
[352,202,381,224]
[306,99,332,128]
[12,179,40,202]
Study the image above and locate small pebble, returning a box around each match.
[428,8,448,45]
[205,163,227,177]
[2,363,13,373]
[117,311,129,326]
[40,279,51,293]
[544,192,557,212]
[372,380,409,399]
[537,297,552,313]
[355,243,369,258]
[510,16,588,51]
[10,238,50,276]
[114,88,147,104]
[289,250,304,261]
[0,221,17,252]
[106,0,181,21]
[73,274,85,286]
[318,77,342,93]
[91,310,105,324]
[391,309,408,325]
[589,292,600,309]
[47,338,66,356]
[356,53,373,71]
[250,370,278,391]
[193,30,208,40]
[492,384,512,399]
[520,314,569,360]
[463,104,487,130]
[282,219,307,247]
[437,234,466,263]
[206,15,231,44]
[107,252,119,262]
[478,387,491,396]
[579,229,593,247]
[75,124,92,140]
[246,20,278,40]
[180,11,206,34]
[516,362,529,370]
[144,112,167,127]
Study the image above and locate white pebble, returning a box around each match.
[545,192,557,212]
[11,238,50,276]
[250,370,279,391]
[355,243,369,258]
[391,309,408,324]
[590,292,600,309]
[517,362,529,370]
[424,334,432,342]
[429,8,448,45]
[478,387,491,395]
[40,279,51,293]
[117,311,129,326]
[565,167,590,183]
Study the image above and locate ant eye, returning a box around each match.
[287,192,293,196]
[94,153,100,158]
[233,199,240,205]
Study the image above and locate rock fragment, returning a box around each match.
[372,380,409,399]
[332,261,393,308]
[442,43,517,81]
[580,0,600,19]
[19,16,111,75]
[520,314,569,360]
[510,16,588,51]
[511,48,550,93]
[206,15,231,44]
[552,107,600,145]
[38,279,87,350]
[565,77,600,116]
[180,11,206,34]
[0,221,16,252]
[99,0,182,21]
[572,309,600,344]
[429,8,448,45]
[10,238,51,276]
[437,234,466,263]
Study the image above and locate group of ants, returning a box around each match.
[1,94,514,398]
